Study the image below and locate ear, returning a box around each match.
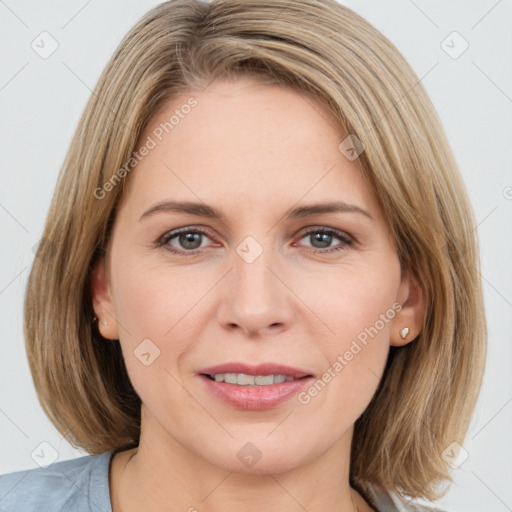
[391,269,426,347]
[91,257,120,340]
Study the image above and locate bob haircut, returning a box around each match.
[25,0,486,503]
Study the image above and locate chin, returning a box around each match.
[216,453,307,476]
[197,436,320,476]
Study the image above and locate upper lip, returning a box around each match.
[198,362,314,379]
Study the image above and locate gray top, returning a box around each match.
[0,451,449,512]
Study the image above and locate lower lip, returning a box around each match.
[199,375,313,410]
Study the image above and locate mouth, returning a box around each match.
[197,362,314,410]
[202,373,310,385]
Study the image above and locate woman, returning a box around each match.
[0,0,486,511]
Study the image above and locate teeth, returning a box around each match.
[255,375,274,385]
[224,373,238,384]
[210,373,296,386]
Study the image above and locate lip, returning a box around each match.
[197,362,314,410]
[197,362,313,379]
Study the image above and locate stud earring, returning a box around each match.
[400,327,410,339]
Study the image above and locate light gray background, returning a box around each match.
[1,1,511,511]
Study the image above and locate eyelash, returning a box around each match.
[157,226,354,257]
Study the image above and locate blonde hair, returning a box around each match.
[25,0,486,503]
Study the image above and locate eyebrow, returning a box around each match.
[138,200,373,222]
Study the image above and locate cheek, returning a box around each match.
[107,251,193,380]
[108,249,222,392]
[110,249,200,338]
[300,252,401,342]
[300,257,400,413]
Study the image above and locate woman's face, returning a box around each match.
[94,77,419,474]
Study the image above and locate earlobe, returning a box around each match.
[91,258,120,340]
[391,271,425,347]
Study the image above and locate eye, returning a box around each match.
[156,225,354,257]
[295,227,353,254]
[158,227,216,255]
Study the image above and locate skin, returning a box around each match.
[92,76,425,512]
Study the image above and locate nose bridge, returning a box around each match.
[235,243,273,302]
[217,235,291,335]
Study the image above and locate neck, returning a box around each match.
[110,409,366,512]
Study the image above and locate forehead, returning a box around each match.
[119,77,380,221]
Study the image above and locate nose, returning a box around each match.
[216,242,294,338]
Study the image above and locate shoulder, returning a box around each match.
[367,484,453,512]
[0,451,113,512]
